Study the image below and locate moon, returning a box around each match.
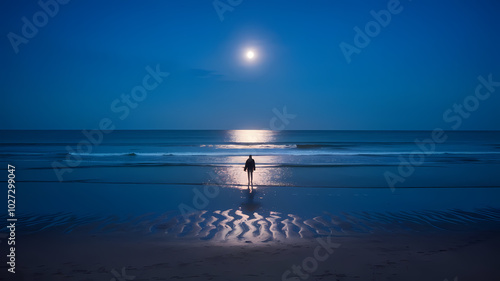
[246,50,255,60]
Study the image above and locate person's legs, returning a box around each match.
[247,171,250,184]
[250,170,253,184]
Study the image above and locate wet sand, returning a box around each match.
[11,229,500,281]
[4,177,500,280]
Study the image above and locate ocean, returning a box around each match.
[2,130,500,186]
[1,130,500,237]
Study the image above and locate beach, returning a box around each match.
[1,130,500,280]
[13,228,500,280]
[3,0,500,279]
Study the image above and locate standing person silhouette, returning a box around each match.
[244,155,256,184]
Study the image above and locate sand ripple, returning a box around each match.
[4,208,500,242]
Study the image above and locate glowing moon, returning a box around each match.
[246,50,255,60]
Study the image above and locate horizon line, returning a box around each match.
[2,129,500,132]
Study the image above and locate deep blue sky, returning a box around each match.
[1,0,499,130]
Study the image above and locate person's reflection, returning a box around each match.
[239,183,261,214]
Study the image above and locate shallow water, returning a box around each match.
[1,130,500,238]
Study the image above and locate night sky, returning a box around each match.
[1,0,500,130]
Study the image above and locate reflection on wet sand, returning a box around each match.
[240,184,261,214]
[212,164,291,189]
[11,208,500,244]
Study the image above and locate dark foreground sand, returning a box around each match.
[7,229,500,281]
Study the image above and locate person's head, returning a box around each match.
[249,155,252,159]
